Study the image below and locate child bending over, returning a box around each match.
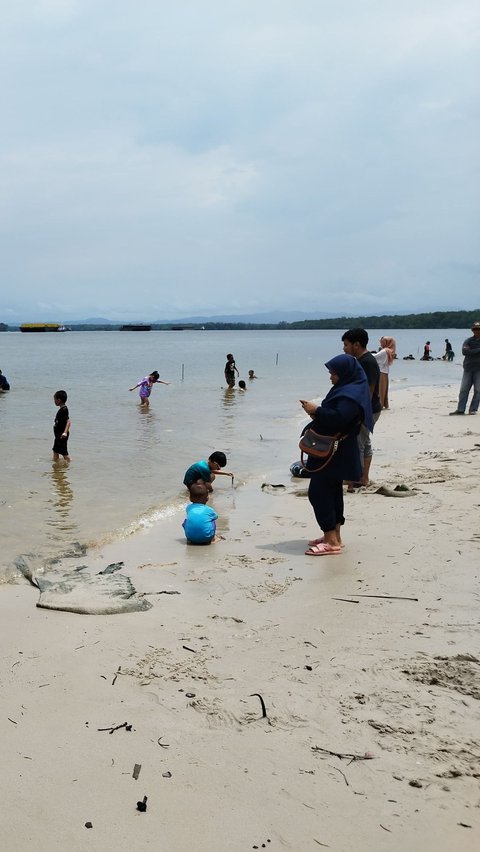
[183,451,234,492]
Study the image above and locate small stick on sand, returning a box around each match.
[250,693,268,718]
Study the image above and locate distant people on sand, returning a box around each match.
[443,339,455,361]
[0,369,10,392]
[449,321,480,415]
[373,336,396,410]
[300,354,372,556]
[129,370,170,406]
[248,370,257,380]
[341,328,380,489]
[182,482,221,545]
[421,341,432,361]
[224,354,239,388]
[183,451,234,492]
[52,390,71,462]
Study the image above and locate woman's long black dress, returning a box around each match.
[305,397,362,533]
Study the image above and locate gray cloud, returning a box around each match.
[1,0,479,321]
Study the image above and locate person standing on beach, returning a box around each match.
[129,370,170,407]
[373,336,396,410]
[301,354,370,555]
[52,390,71,461]
[224,354,239,388]
[341,328,381,488]
[449,321,480,415]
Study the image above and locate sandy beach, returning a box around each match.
[1,383,479,852]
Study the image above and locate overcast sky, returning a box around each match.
[1,0,479,321]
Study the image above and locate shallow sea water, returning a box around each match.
[0,328,464,574]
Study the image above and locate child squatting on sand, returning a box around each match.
[182,482,221,545]
[183,451,234,493]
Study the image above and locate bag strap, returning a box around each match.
[300,435,343,472]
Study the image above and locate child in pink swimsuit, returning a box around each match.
[129,370,171,406]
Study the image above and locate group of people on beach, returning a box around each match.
[299,323,480,556]
[2,324,478,556]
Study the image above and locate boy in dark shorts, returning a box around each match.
[224,354,239,387]
[52,390,71,461]
[183,451,234,492]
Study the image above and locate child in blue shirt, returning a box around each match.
[182,482,220,545]
[183,451,234,492]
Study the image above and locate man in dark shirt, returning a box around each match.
[450,321,480,414]
[341,328,381,487]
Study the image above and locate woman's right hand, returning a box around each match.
[300,399,317,416]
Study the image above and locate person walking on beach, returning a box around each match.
[444,339,454,362]
[183,451,234,492]
[300,354,371,555]
[373,336,396,410]
[341,328,381,488]
[182,482,221,545]
[52,390,71,461]
[129,370,170,407]
[224,354,239,388]
[449,321,480,415]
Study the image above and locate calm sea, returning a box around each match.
[0,328,464,576]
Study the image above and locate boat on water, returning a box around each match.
[20,323,66,333]
[120,324,152,331]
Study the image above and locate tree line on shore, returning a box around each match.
[1,309,478,332]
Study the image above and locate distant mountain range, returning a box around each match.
[83,310,399,325]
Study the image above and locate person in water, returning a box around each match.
[129,370,171,406]
[0,369,10,391]
[52,390,71,462]
[224,354,239,388]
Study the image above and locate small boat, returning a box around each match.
[20,323,64,333]
[120,324,152,331]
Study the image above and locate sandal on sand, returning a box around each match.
[305,543,342,556]
[308,537,345,548]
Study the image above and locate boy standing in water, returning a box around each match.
[224,354,239,388]
[129,370,171,406]
[53,390,71,461]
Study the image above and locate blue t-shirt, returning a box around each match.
[182,503,218,544]
[183,459,211,488]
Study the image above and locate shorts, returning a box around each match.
[53,436,69,455]
[357,411,381,460]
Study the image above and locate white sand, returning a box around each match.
[1,384,479,851]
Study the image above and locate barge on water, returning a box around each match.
[20,323,66,333]
[120,324,152,331]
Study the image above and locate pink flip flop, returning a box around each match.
[305,543,342,556]
[308,536,345,548]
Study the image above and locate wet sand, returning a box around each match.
[1,384,479,851]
